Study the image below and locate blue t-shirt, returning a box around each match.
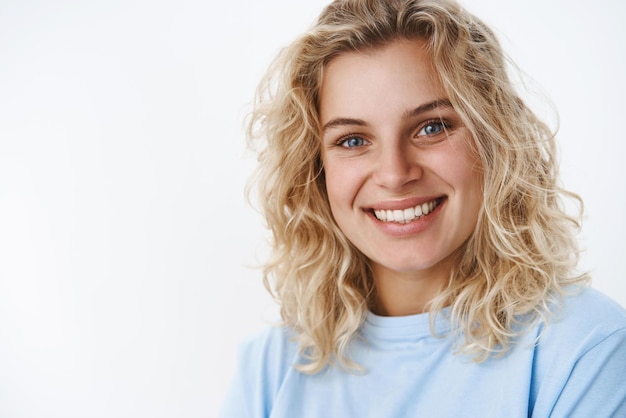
[221,287,626,417]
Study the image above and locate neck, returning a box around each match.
[371,263,450,317]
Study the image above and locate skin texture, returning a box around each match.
[320,38,483,316]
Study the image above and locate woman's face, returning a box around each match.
[319,38,482,283]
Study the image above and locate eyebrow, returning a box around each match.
[321,98,453,133]
[403,99,453,119]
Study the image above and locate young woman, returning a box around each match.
[222,0,626,416]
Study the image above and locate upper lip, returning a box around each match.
[365,196,445,211]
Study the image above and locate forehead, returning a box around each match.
[319,38,443,124]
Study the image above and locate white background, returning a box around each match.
[0,0,624,416]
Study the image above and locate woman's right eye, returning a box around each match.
[338,136,367,148]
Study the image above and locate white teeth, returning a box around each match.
[373,199,440,223]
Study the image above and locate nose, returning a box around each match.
[372,142,423,189]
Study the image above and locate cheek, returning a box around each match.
[323,159,364,214]
[324,165,348,212]
[445,138,482,191]
[455,164,484,225]
[437,142,484,218]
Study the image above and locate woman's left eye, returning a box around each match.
[418,120,449,137]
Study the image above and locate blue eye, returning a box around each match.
[418,121,448,136]
[339,136,367,148]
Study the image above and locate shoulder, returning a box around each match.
[239,324,300,372]
[220,324,300,418]
[543,286,626,343]
[560,285,626,321]
[530,286,626,417]
[535,286,626,363]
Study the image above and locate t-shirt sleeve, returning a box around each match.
[219,373,248,418]
[219,342,253,418]
[548,328,626,417]
[219,326,296,418]
[219,334,269,418]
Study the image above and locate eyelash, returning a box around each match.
[335,134,368,148]
[332,119,453,149]
[417,119,452,137]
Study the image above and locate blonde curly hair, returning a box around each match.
[247,0,589,373]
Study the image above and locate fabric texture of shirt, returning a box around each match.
[220,287,626,417]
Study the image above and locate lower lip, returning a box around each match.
[367,200,445,237]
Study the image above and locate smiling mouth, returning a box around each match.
[372,198,443,223]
